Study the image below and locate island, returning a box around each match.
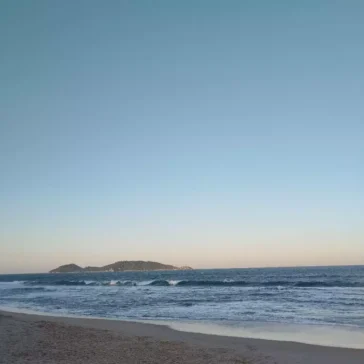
[50,261,193,273]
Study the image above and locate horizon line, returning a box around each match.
[1,263,363,275]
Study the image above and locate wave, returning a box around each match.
[13,279,364,288]
[23,280,137,287]
[146,280,364,288]
[176,280,249,287]
[0,281,25,286]
[147,280,171,286]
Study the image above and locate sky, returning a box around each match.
[0,1,363,273]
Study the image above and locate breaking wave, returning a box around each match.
[17,279,364,288]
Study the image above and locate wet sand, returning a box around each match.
[1,310,363,364]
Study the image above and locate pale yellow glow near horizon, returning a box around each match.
[1,229,363,274]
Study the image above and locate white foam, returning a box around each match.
[137,280,155,286]
[168,280,182,286]
[84,280,96,285]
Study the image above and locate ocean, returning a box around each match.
[1,265,364,348]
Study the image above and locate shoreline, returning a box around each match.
[2,305,364,350]
[1,309,363,364]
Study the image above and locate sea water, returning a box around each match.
[1,266,364,348]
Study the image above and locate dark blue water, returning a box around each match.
[1,266,364,328]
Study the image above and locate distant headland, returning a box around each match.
[50,261,193,273]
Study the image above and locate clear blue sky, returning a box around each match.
[1,1,363,273]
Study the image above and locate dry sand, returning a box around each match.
[0,310,363,364]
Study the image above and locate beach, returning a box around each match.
[1,310,363,364]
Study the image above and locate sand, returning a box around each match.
[0,310,363,364]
